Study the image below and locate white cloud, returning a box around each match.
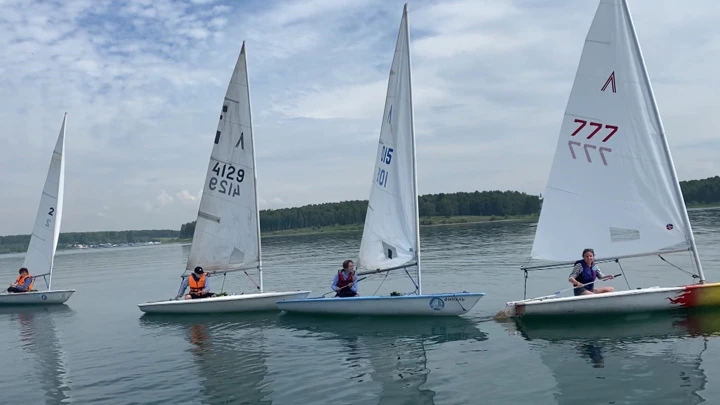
[176,189,201,203]
[156,190,175,206]
[97,206,110,217]
[2,0,720,234]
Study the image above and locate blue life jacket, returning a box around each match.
[574,260,598,296]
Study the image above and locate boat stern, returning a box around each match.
[667,282,720,309]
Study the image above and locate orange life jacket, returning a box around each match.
[15,274,33,291]
[188,273,206,295]
[337,271,354,289]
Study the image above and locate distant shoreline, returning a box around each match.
[130,214,538,243]
[2,201,718,255]
[1,214,538,255]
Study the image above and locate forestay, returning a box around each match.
[24,113,66,287]
[186,43,261,274]
[358,6,419,272]
[531,0,695,263]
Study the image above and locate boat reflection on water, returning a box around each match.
[139,313,487,404]
[1,305,74,404]
[139,313,277,405]
[504,308,720,404]
[277,315,488,405]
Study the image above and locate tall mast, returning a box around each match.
[244,41,264,292]
[403,3,422,294]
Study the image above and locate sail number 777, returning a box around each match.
[208,161,245,197]
[377,146,394,188]
[568,119,617,166]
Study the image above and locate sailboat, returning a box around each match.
[276,4,485,317]
[0,113,75,305]
[137,42,310,314]
[500,0,720,318]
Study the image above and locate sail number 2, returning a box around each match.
[45,207,54,227]
[568,119,617,166]
[377,146,394,187]
[208,161,244,197]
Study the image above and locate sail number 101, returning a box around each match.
[209,161,245,197]
[376,146,394,188]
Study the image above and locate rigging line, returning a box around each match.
[404,267,419,294]
[372,271,390,296]
[659,255,700,279]
[614,259,632,290]
[244,271,261,290]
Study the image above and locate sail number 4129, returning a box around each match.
[209,162,244,197]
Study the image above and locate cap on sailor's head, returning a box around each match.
[194,266,204,274]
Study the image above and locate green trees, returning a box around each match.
[680,176,720,206]
[179,190,540,234]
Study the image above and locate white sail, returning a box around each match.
[358,4,419,273]
[186,42,261,275]
[23,113,66,288]
[531,0,696,263]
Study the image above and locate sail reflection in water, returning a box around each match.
[140,314,273,405]
[0,306,73,404]
[275,316,488,405]
[140,314,272,405]
[510,309,720,404]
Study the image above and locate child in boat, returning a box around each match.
[569,248,615,296]
[332,260,359,297]
[7,267,33,293]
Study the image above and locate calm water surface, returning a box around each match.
[2,208,720,404]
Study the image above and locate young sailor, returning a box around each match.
[7,267,33,293]
[331,260,358,297]
[569,248,615,296]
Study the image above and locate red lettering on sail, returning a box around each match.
[571,119,587,136]
[602,125,618,142]
[567,120,617,166]
[586,122,602,139]
[569,121,617,143]
[601,71,616,93]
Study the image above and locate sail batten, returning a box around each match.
[358,4,418,274]
[530,0,698,269]
[186,43,261,275]
[23,113,66,289]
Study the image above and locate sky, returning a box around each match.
[1,0,719,235]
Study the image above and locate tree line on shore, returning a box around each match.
[2,175,719,254]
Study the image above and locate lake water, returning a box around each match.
[2,208,720,404]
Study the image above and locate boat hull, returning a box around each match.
[137,291,311,314]
[0,290,75,305]
[276,292,485,316]
[503,282,720,318]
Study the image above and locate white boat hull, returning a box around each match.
[276,292,485,316]
[502,282,720,318]
[0,290,75,305]
[137,291,311,314]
